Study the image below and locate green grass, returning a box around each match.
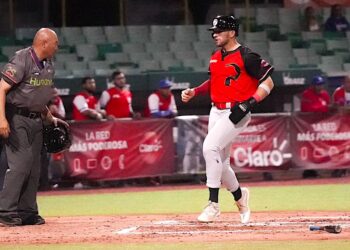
[1,241,350,250]
[38,184,350,217]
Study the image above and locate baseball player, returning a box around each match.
[99,71,134,119]
[332,74,350,107]
[301,76,330,113]
[181,15,274,223]
[144,79,178,118]
[48,88,66,120]
[0,28,67,226]
[331,74,350,177]
[72,77,105,121]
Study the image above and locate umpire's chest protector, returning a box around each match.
[209,48,258,103]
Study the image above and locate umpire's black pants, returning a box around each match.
[0,114,43,218]
[0,145,8,190]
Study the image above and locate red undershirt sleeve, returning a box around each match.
[194,79,210,95]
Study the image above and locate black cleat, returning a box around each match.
[21,214,45,226]
[0,215,22,226]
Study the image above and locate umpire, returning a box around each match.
[0,28,67,226]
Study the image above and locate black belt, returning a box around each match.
[7,104,41,119]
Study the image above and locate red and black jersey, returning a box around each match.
[208,46,273,103]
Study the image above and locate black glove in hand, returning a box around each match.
[229,97,257,125]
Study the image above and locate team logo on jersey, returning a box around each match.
[224,63,241,86]
[4,66,16,78]
[210,59,217,63]
[29,77,53,86]
[261,59,269,67]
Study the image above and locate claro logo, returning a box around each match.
[139,132,164,164]
[139,140,162,152]
[233,139,292,167]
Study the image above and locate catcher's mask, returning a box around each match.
[43,123,72,153]
[209,15,239,36]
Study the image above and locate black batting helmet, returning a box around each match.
[209,15,239,36]
[43,123,72,153]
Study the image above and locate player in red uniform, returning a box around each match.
[331,75,350,177]
[301,76,330,113]
[72,77,105,121]
[144,79,178,118]
[181,15,274,223]
[99,71,133,119]
[48,88,66,120]
[332,74,350,108]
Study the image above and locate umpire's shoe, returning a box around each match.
[235,187,250,224]
[21,214,45,226]
[0,215,22,226]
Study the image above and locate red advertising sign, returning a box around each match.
[64,119,175,180]
[231,115,291,171]
[290,113,350,169]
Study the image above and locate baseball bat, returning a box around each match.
[309,225,342,234]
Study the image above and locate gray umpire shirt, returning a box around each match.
[1,47,55,112]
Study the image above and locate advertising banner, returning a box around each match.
[231,115,292,171]
[177,115,292,173]
[64,119,175,180]
[176,116,208,173]
[290,113,350,169]
[62,113,350,180]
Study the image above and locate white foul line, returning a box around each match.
[114,228,302,236]
[113,217,350,236]
[114,226,139,235]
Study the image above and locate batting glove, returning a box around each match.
[229,97,257,125]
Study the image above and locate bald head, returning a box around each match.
[33,28,57,44]
[32,28,58,60]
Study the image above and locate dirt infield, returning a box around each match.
[0,177,349,244]
[0,211,349,244]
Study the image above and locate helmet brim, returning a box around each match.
[208,27,233,32]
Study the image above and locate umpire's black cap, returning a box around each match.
[209,15,239,36]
